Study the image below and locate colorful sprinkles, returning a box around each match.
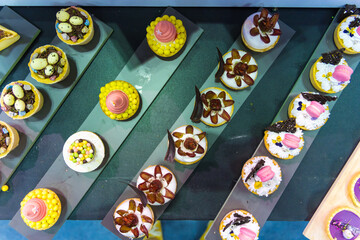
[68,139,94,165]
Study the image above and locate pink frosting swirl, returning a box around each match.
[106,90,129,114]
[22,198,47,222]
[154,21,177,43]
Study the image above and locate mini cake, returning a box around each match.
[0,81,43,120]
[241,8,281,52]
[310,49,354,93]
[146,15,186,57]
[62,131,105,173]
[0,25,20,51]
[55,6,94,45]
[217,49,258,90]
[350,173,360,208]
[334,15,360,54]
[219,210,260,240]
[264,118,304,160]
[241,156,282,197]
[99,80,140,120]
[137,165,177,205]
[29,45,70,84]
[113,198,154,238]
[288,92,337,131]
[327,207,360,240]
[200,87,234,127]
[171,125,207,165]
[20,188,61,231]
[0,121,19,158]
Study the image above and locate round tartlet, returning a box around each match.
[350,173,360,208]
[146,15,187,57]
[20,188,61,231]
[0,25,20,51]
[171,125,208,165]
[99,80,140,121]
[29,45,70,84]
[0,81,44,120]
[0,121,19,158]
[219,49,258,90]
[219,210,260,240]
[137,165,177,205]
[241,156,282,197]
[62,131,105,173]
[55,6,94,46]
[113,198,154,239]
[310,56,352,93]
[264,118,304,160]
[334,15,360,54]
[200,87,235,127]
[327,207,360,240]
[241,8,281,52]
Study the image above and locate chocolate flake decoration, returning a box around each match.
[321,49,344,65]
[222,213,251,232]
[245,159,265,182]
[349,17,360,28]
[215,47,225,81]
[164,130,175,163]
[190,86,204,123]
[301,92,337,105]
[266,118,297,134]
[338,5,360,22]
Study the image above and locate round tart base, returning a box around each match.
[333,16,360,55]
[0,121,19,158]
[327,207,360,240]
[350,173,360,208]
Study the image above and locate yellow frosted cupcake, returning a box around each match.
[146,15,186,57]
[0,81,43,120]
[241,156,282,197]
[20,188,61,231]
[0,25,20,51]
[0,121,19,158]
[327,207,360,240]
[29,45,70,84]
[99,80,140,121]
[219,210,260,240]
[55,7,94,45]
[334,15,360,54]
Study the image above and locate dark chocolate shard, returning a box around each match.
[301,92,337,105]
[119,180,148,207]
[165,130,175,163]
[321,49,344,65]
[244,159,265,182]
[223,220,233,232]
[349,17,360,28]
[266,118,297,134]
[338,4,360,23]
[215,48,225,81]
[190,86,204,123]
[233,213,251,225]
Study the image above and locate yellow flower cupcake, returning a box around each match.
[20,188,61,231]
[241,156,282,197]
[55,6,94,45]
[334,15,360,54]
[0,81,43,120]
[146,15,186,57]
[327,207,360,240]
[0,25,20,51]
[264,118,304,160]
[0,121,19,158]
[219,210,260,240]
[99,80,140,121]
[29,45,70,84]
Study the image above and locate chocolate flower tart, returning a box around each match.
[29,45,70,84]
[0,25,20,51]
[137,165,177,205]
[0,121,19,158]
[55,6,94,45]
[327,207,360,240]
[171,125,207,165]
[113,198,154,239]
[200,87,234,127]
[0,81,43,120]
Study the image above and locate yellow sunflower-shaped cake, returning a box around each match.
[0,121,19,158]
[0,25,20,51]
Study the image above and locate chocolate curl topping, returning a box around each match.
[321,49,344,65]
[245,159,265,182]
[338,4,360,23]
[349,17,360,28]
[233,213,251,225]
[165,130,175,163]
[119,180,148,206]
[190,86,203,123]
[215,47,225,81]
[266,118,297,133]
[301,92,337,105]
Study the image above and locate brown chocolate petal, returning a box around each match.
[235,76,242,87]
[140,172,153,181]
[174,140,182,148]
[197,132,206,141]
[211,113,218,124]
[140,224,149,238]
[120,225,131,233]
[271,28,282,36]
[201,94,208,107]
[186,125,194,134]
[205,91,216,100]
[163,173,173,185]
[224,64,233,72]
[114,217,125,225]
[165,188,175,199]
[172,132,184,139]
[155,192,165,204]
[131,228,140,238]
[218,91,226,99]
[260,34,270,44]
[250,27,260,36]
[223,100,235,107]
[177,148,187,156]
[243,73,255,86]
[270,13,279,27]
[226,58,233,65]
[260,8,269,19]
[137,203,143,213]
[116,210,128,216]
[231,49,240,59]
[196,145,205,154]
[137,182,148,191]
[203,109,211,118]
[129,199,136,211]
[227,72,236,78]
[147,192,156,204]
[220,110,231,122]
[142,215,153,224]
[253,14,259,26]
[247,65,258,73]
[241,53,251,64]
[154,165,162,177]
[186,152,196,158]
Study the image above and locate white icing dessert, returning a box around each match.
[335,15,360,54]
